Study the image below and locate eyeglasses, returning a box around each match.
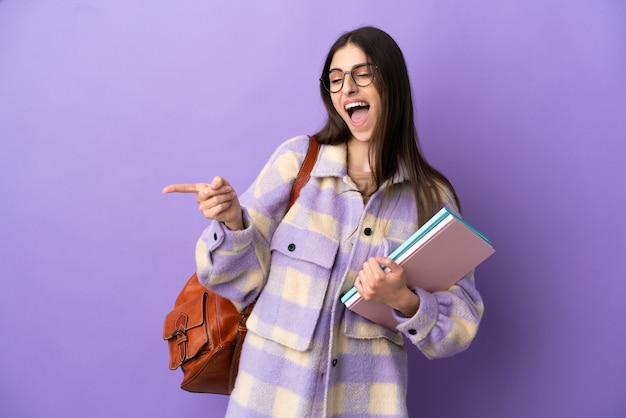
[320,63,377,93]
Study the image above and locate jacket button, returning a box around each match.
[288,243,296,252]
[332,358,338,367]
[364,227,372,236]
[213,233,218,241]
[408,329,417,335]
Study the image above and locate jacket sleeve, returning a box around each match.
[194,135,310,311]
[394,271,484,359]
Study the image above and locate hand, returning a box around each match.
[162,176,244,230]
[354,256,420,318]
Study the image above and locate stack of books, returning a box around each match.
[341,207,495,330]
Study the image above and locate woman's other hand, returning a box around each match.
[355,256,420,318]
[162,176,244,231]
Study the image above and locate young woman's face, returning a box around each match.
[328,43,381,143]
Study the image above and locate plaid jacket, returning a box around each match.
[196,135,484,417]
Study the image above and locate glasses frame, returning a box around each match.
[320,63,378,93]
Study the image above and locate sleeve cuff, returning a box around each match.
[394,287,438,341]
[201,208,254,253]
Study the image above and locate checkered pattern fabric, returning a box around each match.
[195,135,484,417]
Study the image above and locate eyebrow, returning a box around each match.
[328,63,369,72]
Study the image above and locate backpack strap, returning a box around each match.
[288,136,320,209]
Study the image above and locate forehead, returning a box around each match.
[329,43,368,70]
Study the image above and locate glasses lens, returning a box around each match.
[327,70,344,93]
[352,64,374,87]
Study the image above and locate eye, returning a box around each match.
[353,65,373,79]
[328,71,343,84]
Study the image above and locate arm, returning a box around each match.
[163,136,312,310]
[355,196,484,357]
[356,256,483,358]
[399,272,484,359]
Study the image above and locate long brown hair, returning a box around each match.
[314,26,461,226]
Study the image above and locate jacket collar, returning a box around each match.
[311,142,410,187]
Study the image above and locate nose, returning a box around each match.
[341,73,357,94]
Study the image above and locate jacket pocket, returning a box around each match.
[247,221,339,351]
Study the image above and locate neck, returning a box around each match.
[347,138,372,172]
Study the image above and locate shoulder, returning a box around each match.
[264,135,347,180]
[251,135,315,189]
[433,180,461,214]
[271,135,311,159]
[259,135,309,172]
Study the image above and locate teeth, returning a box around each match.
[345,102,368,111]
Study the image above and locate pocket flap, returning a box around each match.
[163,292,207,340]
[163,292,209,370]
[270,222,339,269]
[342,308,405,346]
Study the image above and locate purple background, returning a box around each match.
[1,1,624,417]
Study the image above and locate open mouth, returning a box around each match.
[345,101,370,124]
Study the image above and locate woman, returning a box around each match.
[164,26,483,417]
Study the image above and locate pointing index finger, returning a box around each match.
[162,183,208,194]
